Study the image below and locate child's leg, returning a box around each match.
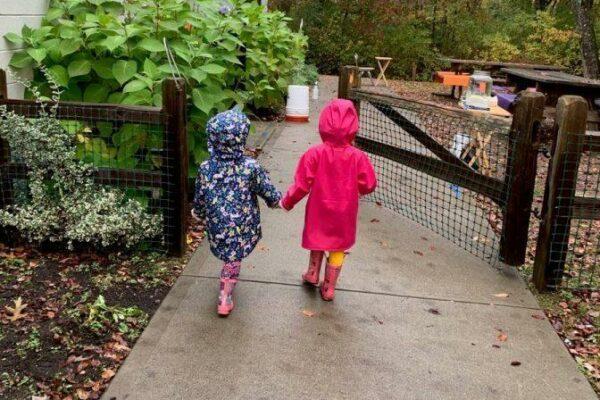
[321,251,345,301]
[302,250,324,285]
[218,261,241,316]
[328,251,345,268]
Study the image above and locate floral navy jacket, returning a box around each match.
[193,110,281,262]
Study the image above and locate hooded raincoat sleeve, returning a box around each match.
[281,149,318,211]
[251,163,282,208]
[193,168,207,221]
[357,153,377,196]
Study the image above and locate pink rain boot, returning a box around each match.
[320,264,341,301]
[303,251,324,286]
[217,278,237,316]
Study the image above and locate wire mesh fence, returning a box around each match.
[544,132,600,290]
[0,77,188,254]
[351,90,515,263]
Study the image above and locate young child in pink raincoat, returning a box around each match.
[280,99,377,301]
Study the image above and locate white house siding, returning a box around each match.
[0,0,50,98]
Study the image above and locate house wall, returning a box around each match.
[0,1,50,98]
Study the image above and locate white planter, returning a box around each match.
[286,85,310,122]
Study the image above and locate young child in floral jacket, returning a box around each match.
[193,110,281,316]
[280,99,377,301]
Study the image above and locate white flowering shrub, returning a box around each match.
[0,71,162,249]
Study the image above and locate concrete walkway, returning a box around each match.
[103,77,597,400]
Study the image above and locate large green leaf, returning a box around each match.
[113,124,146,146]
[121,89,152,105]
[112,60,137,85]
[123,79,148,93]
[9,52,33,69]
[68,59,92,77]
[189,69,207,84]
[27,48,47,64]
[137,38,164,52]
[92,58,115,80]
[199,64,226,75]
[143,58,159,79]
[4,33,23,46]
[59,25,79,39]
[117,142,140,160]
[100,35,127,52]
[48,65,69,87]
[60,39,81,57]
[45,7,64,22]
[83,84,109,103]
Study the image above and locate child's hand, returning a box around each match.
[278,200,289,212]
[191,209,201,222]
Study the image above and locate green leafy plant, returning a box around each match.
[82,295,149,340]
[6,0,307,169]
[0,70,162,249]
[291,62,318,85]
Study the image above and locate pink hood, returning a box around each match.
[282,99,377,251]
[318,99,359,147]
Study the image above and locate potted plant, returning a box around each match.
[286,63,318,122]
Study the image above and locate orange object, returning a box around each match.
[285,115,309,123]
[434,71,470,87]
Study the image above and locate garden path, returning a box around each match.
[102,76,597,400]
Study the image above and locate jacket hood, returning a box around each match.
[207,109,250,160]
[318,99,359,147]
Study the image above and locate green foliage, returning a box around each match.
[7,0,307,167]
[275,0,585,78]
[0,72,162,249]
[292,63,318,85]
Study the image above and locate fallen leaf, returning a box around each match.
[302,310,316,317]
[257,245,269,252]
[494,293,510,298]
[497,332,508,342]
[427,308,440,315]
[413,250,424,256]
[370,218,380,223]
[421,236,429,241]
[101,369,116,380]
[510,361,521,366]
[492,344,501,349]
[531,314,546,320]
[76,389,90,399]
[375,201,382,207]
[5,297,28,322]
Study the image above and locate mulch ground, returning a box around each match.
[0,219,205,400]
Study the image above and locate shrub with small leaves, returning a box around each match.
[0,70,162,249]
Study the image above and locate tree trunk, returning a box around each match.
[573,0,600,79]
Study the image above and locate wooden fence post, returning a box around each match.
[533,96,588,291]
[499,91,545,265]
[0,69,7,100]
[163,78,188,257]
[338,65,360,100]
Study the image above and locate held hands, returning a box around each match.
[191,209,202,222]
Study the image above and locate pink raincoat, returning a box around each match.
[281,99,377,251]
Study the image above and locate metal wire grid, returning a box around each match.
[550,135,600,289]
[0,103,175,250]
[355,95,514,263]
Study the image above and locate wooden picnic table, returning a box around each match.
[502,68,600,107]
[442,58,565,75]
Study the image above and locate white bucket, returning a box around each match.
[286,85,310,122]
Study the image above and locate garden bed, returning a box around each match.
[0,220,204,400]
